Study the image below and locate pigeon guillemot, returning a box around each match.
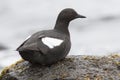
[16,8,86,65]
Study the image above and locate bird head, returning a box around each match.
[57,8,86,22]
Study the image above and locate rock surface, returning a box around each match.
[0,55,120,80]
[0,45,7,51]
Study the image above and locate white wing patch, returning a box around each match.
[42,37,63,49]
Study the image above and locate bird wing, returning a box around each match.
[17,31,65,55]
[16,31,45,52]
[37,36,64,55]
[16,35,62,55]
[16,39,28,51]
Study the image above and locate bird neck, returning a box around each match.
[54,20,70,36]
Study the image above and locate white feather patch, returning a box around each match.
[42,37,63,48]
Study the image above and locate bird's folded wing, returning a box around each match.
[16,39,28,51]
[16,35,50,55]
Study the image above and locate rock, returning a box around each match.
[0,66,3,73]
[0,44,7,50]
[0,55,120,80]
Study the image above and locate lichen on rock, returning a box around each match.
[0,55,120,80]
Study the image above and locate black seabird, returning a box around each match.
[17,8,86,65]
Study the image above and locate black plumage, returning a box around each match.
[17,8,86,65]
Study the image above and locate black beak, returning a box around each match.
[76,14,86,18]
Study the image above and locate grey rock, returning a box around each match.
[0,44,7,50]
[0,55,120,80]
[0,66,3,73]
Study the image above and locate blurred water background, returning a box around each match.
[0,0,120,71]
